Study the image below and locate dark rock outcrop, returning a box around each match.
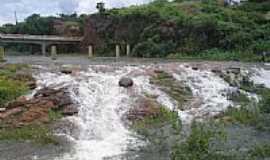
[0,87,78,127]
[119,77,134,88]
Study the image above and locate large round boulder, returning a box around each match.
[119,77,134,88]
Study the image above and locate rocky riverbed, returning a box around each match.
[1,56,270,160]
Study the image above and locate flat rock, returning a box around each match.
[0,108,23,119]
[62,105,78,116]
[0,108,6,112]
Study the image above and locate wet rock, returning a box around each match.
[0,108,23,119]
[127,98,160,121]
[211,69,222,74]
[26,81,37,90]
[20,107,49,123]
[61,68,73,74]
[1,87,77,127]
[62,105,78,116]
[154,70,164,74]
[228,67,241,75]
[119,77,134,88]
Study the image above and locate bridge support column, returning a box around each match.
[51,46,57,60]
[0,46,5,62]
[41,43,47,56]
[116,44,120,58]
[126,44,130,57]
[88,45,94,58]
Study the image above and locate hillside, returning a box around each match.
[82,0,270,60]
[0,0,269,60]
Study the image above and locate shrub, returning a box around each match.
[131,40,160,57]
[252,41,270,54]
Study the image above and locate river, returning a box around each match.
[2,56,270,160]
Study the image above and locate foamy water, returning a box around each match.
[251,67,270,88]
[172,65,233,124]
[31,64,251,159]
[33,67,133,160]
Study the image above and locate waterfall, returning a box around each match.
[251,67,270,88]
[31,64,243,160]
[34,66,143,160]
[172,65,233,124]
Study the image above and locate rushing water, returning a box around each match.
[251,67,270,88]
[29,63,270,160]
[34,66,142,160]
[172,65,233,124]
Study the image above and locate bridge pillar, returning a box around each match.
[0,46,5,62]
[126,44,130,57]
[88,45,94,58]
[41,43,47,56]
[116,44,120,58]
[51,45,57,60]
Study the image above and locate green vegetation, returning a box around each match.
[223,77,270,131]
[251,144,270,159]
[150,70,192,110]
[0,64,30,107]
[48,109,64,122]
[1,0,269,60]
[171,122,229,160]
[0,125,58,145]
[168,50,264,62]
[133,106,181,133]
[103,0,270,60]
[0,14,85,54]
[131,97,182,157]
[0,78,28,107]
[0,109,63,145]
[224,105,260,125]
[229,92,250,105]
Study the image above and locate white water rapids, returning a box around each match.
[31,64,270,160]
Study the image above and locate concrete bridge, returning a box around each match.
[0,33,83,55]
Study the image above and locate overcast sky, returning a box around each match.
[0,0,153,25]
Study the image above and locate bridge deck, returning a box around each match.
[0,33,82,42]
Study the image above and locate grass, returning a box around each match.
[171,122,228,160]
[48,109,64,122]
[168,50,264,62]
[150,71,192,110]
[0,109,63,145]
[0,77,28,107]
[251,144,270,159]
[222,75,270,131]
[0,64,30,77]
[228,92,250,105]
[133,106,181,132]
[223,105,260,125]
[0,64,31,107]
[0,125,58,145]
